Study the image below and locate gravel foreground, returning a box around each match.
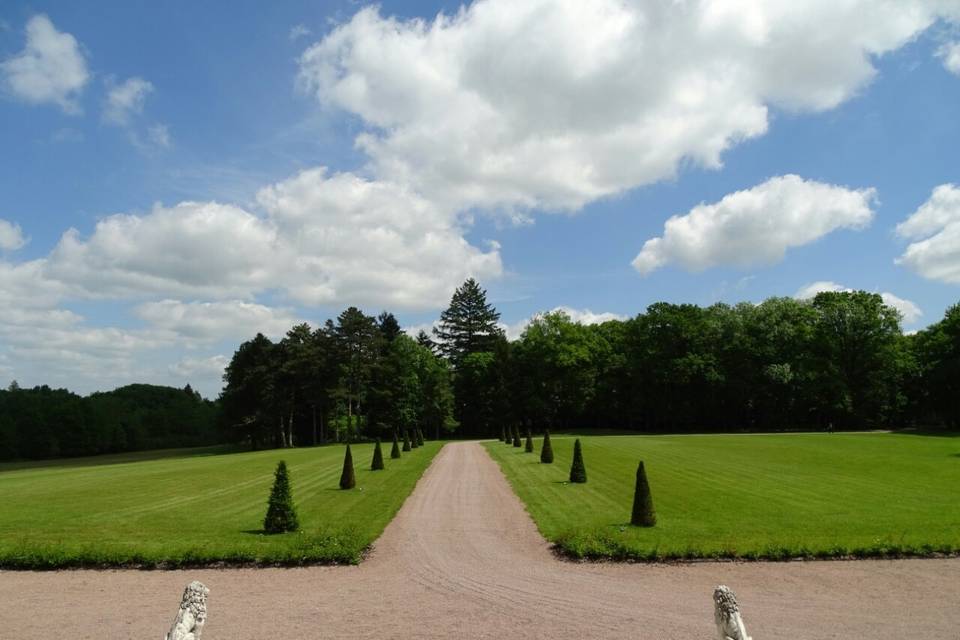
[2,441,958,639]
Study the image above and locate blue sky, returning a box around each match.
[2,1,959,397]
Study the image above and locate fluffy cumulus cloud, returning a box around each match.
[299,0,954,214]
[0,219,27,251]
[502,306,626,340]
[169,355,229,380]
[939,41,960,75]
[103,76,153,125]
[135,299,299,343]
[633,175,876,275]
[793,281,923,324]
[1,15,89,113]
[896,184,960,284]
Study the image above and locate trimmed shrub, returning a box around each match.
[512,426,521,448]
[524,430,534,453]
[569,438,587,483]
[390,431,401,459]
[416,428,425,447]
[540,429,554,463]
[371,438,385,470]
[402,430,411,452]
[263,460,299,533]
[410,429,419,449]
[631,461,656,527]
[339,444,356,489]
[499,426,506,442]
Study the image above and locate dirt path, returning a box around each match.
[2,441,958,638]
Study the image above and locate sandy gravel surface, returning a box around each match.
[2,441,958,639]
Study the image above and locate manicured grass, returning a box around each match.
[485,433,960,561]
[0,441,442,568]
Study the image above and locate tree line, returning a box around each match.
[220,278,960,447]
[0,383,220,460]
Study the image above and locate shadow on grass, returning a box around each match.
[0,444,252,474]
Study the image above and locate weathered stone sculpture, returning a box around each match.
[166,581,209,640]
[713,585,751,640]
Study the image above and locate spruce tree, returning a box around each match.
[512,426,521,447]
[263,460,299,533]
[540,429,554,463]
[433,278,503,366]
[524,429,534,453]
[569,438,587,483]
[371,438,385,470]
[631,461,656,527]
[340,444,356,489]
[402,430,411,452]
[391,431,401,459]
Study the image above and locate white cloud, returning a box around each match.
[169,355,229,381]
[0,219,27,251]
[896,184,960,284]
[289,24,311,41]
[298,1,952,214]
[147,123,171,148]
[255,167,502,308]
[103,76,153,125]
[632,175,876,275]
[502,306,626,340]
[1,15,89,113]
[793,281,922,324]
[939,41,960,75]
[135,299,298,343]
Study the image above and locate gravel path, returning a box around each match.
[2,441,958,638]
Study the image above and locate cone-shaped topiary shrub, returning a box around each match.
[524,429,534,453]
[416,428,425,447]
[371,438,385,470]
[500,426,506,442]
[540,429,554,463]
[391,431,401,459]
[569,438,587,483]
[512,426,521,447]
[340,444,356,489]
[402,430,411,452]
[631,460,656,527]
[264,460,299,533]
[410,429,419,449]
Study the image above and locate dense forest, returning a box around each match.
[0,383,220,460]
[220,279,960,448]
[4,278,959,460]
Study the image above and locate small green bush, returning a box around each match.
[263,460,299,533]
[524,430,534,453]
[339,445,356,489]
[569,438,586,483]
[540,429,554,463]
[402,430,411,452]
[371,438,385,470]
[631,460,656,527]
[390,431,401,459]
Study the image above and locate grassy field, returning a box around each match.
[485,433,960,561]
[0,441,442,568]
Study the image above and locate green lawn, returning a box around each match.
[0,441,442,568]
[485,433,960,561]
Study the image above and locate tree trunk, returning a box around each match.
[312,404,318,446]
[278,415,285,448]
[288,407,294,448]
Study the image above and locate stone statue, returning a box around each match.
[166,581,209,640]
[713,585,751,640]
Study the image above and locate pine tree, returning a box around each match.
[524,429,534,453]
[391,430,401,459]
[631,461,656,527]
[433,278,503,366]
[263,460,299,533]
[540,429,554,463]
[402,430,411,452]
[569,438,587,483]
[340,444,356,489]
[512,426,521,447]
[371,438,385,470]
